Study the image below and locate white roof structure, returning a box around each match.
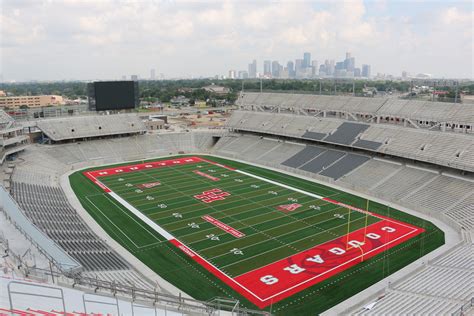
[37,114,146,141]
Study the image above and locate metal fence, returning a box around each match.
[452,297,474,316]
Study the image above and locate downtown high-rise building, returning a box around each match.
[271,60,281,78]
[311,60,319,76]
[263,60,271,76]
[287,61,295,78]
[228,70,236,79]
[295,59,304,77]
[362,64,371,78]
[248,60,257,78]
[150,69,156,80]
[303,52,311,68]
[238,70,249,79]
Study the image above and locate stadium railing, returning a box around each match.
[0,187,270,315]
[452,297,474,316]
[0,185,81,274]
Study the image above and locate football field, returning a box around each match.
[80,156,424,308]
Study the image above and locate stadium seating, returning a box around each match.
[11,182,130,272]
[237,92,473,126]
[323,122,370,145]
[3,112,473,316]
[227,110,474,172]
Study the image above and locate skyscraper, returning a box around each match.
[150,69,156,80]
[311,60,318,77]
[295,59,304,77]
[238,70,249,79]
[271,61,280,78]
[303,52,311,68]
[248,60,257,78]
[287,61,295,78]
[264,60,271,76]
[228,70,236,79]
[362,64,371,78]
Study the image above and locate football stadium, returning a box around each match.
[0,92,472,315]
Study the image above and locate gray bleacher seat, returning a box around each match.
[320,154,370,179]
[352,139,382,150]
[324,122,370,145]
[11,182,130,271]
[299,150,346,173]
[281,146,326,168]
[301,131,327,141]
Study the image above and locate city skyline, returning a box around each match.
[227,51,372,80]
[1,0,473,81]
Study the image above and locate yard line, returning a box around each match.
[204,209,367,260]
[160,188,310,230]
[191,204,349,252]
[106,169,262,203]
[218,215,373,272]
[101,161,235,188]
[162,165,356,256]
[85,195,163,249]
[115,176,277,213]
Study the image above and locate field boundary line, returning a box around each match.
[85,195,162,249]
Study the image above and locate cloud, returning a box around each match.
[0,0,472,80]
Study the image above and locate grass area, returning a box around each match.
[70,155,444,315]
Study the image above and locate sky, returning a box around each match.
[1,0,473,81]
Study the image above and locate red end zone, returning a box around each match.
[172,215,424,308]
[84,157,203,179]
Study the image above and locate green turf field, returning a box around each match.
[70,155,444,315]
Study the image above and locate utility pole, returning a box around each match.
[454,81,458,103]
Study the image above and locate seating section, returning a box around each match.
[282,146,326,168]
[237,92,472,126]
[403,175,474,212]
[323,122,370,145]
[300,150,346,173]
[372,167,439,200]
[352,139,382,150]
[227,110,474,172]
[354,243,473,315]
[393,266,472,301]
[257,142,304,165]
[445,193,474,230]
[301,130,327,141]
[353,291,462,315]
[281,145,370,180]
[339,159,403,189]
[37,114,146,141]
[319,154,370,180]
[11,182,130,271]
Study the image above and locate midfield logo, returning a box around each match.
[194,188,230,203]
[277,203,302,213]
